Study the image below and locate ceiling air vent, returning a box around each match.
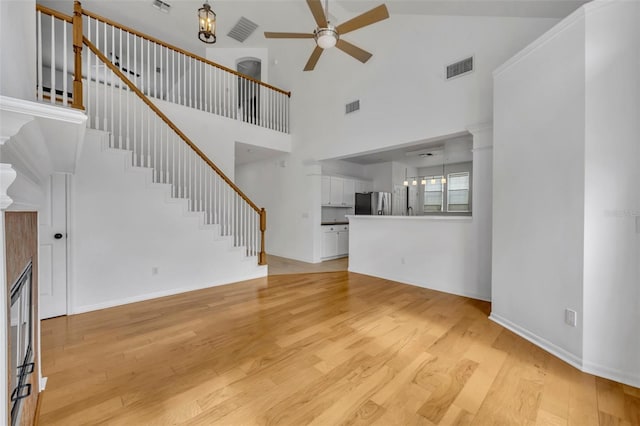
[227,17,259,43]
[446,56,473,80]
[151,0,170,13]
[345,100,360,114]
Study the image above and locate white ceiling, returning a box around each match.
[38,0,586,166]
[40,0,587,59]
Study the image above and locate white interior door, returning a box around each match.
[39,173,68,319]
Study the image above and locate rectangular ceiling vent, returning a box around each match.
[151,0,171,13]
[446,56,473,80]
[345,100,360,114]
[227,17,259,43]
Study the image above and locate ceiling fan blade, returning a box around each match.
[336,4,389,35]
[307,0,328,28]
[304,46,324,71]
[264,32,315,39]
[335,39,373,63]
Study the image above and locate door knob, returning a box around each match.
[54,233,63,240]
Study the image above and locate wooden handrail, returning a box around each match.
[81,8,291,98]
[83,36,262,214]
[36,4,72,23]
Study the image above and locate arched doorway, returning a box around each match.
[236,58,261,124]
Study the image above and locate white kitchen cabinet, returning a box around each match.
[322,175,368,207]
[322,226,339,258]
[321,176,331,205]
[342,179,355,206]
[337,225,349,255]
[355,180,373,193]
[329,177,343,206]
[322,224,349,259]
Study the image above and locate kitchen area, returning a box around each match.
[317,128,493,302]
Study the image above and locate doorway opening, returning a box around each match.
[237,58,261,124]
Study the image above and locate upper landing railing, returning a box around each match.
[36,1,291,134]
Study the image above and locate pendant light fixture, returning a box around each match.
[421,177,427,185]
[441,161,447,184]
[198,1,217,44]
[403,168,409,186]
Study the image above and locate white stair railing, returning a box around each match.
[82,36,266,262]
[82,8,290,133]
[35,3,268,265]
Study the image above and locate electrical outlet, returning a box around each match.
[565,309,577,327]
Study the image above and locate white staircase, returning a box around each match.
[33,4,272,313]
[71,129,266,313]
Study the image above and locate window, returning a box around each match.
[423,171,471,214]
[447,172,470,212]
[424,176,444,212]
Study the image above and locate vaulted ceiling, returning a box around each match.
[40,0,587,59]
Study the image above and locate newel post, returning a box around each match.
[259,208,267,265]
[71,1,84,110]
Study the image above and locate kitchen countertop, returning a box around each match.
[346,215,471,221]
[321,221,349,226]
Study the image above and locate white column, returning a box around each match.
[467,122,493,301]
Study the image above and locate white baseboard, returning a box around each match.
[490,313,640,388]
[347,268,491,302]
[71,270,267,314]
[489,312,583,370]
[582,360,640,389]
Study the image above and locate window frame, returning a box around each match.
[420,162,472,216]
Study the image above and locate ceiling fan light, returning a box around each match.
[315,27,338,49]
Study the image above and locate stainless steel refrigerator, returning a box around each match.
[355,192,392,215]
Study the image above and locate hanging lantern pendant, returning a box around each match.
[198,2,216,44]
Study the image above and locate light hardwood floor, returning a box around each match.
[39,272,640,425]
[267,254,348,275]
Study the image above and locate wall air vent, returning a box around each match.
[345,100,360,114]
[446,56,473,80]
[151,0,171,13]
[227,17,259,43]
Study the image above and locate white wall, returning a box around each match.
[348,216,489,300]
[268,14,559,162]
[492,7,586,364]
[582,0,640,386]
[206,47,270,83]
[320,159,367,180]
[250,13,559,267]
[0,0,36,100]
[363,162,393,193]
[71,130,266,312]
[155,97,291,180]
[235,152,320,262]
[492,0,640,387]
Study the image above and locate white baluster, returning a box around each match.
[153,42,157,98]
[86,17,91,127]
[171,50,175,103]
[62,21,68,106]
[103,21,107,131]
[37,12,43,102]
[50,15,55,104]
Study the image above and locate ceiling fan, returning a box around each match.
[264,0,389,71]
